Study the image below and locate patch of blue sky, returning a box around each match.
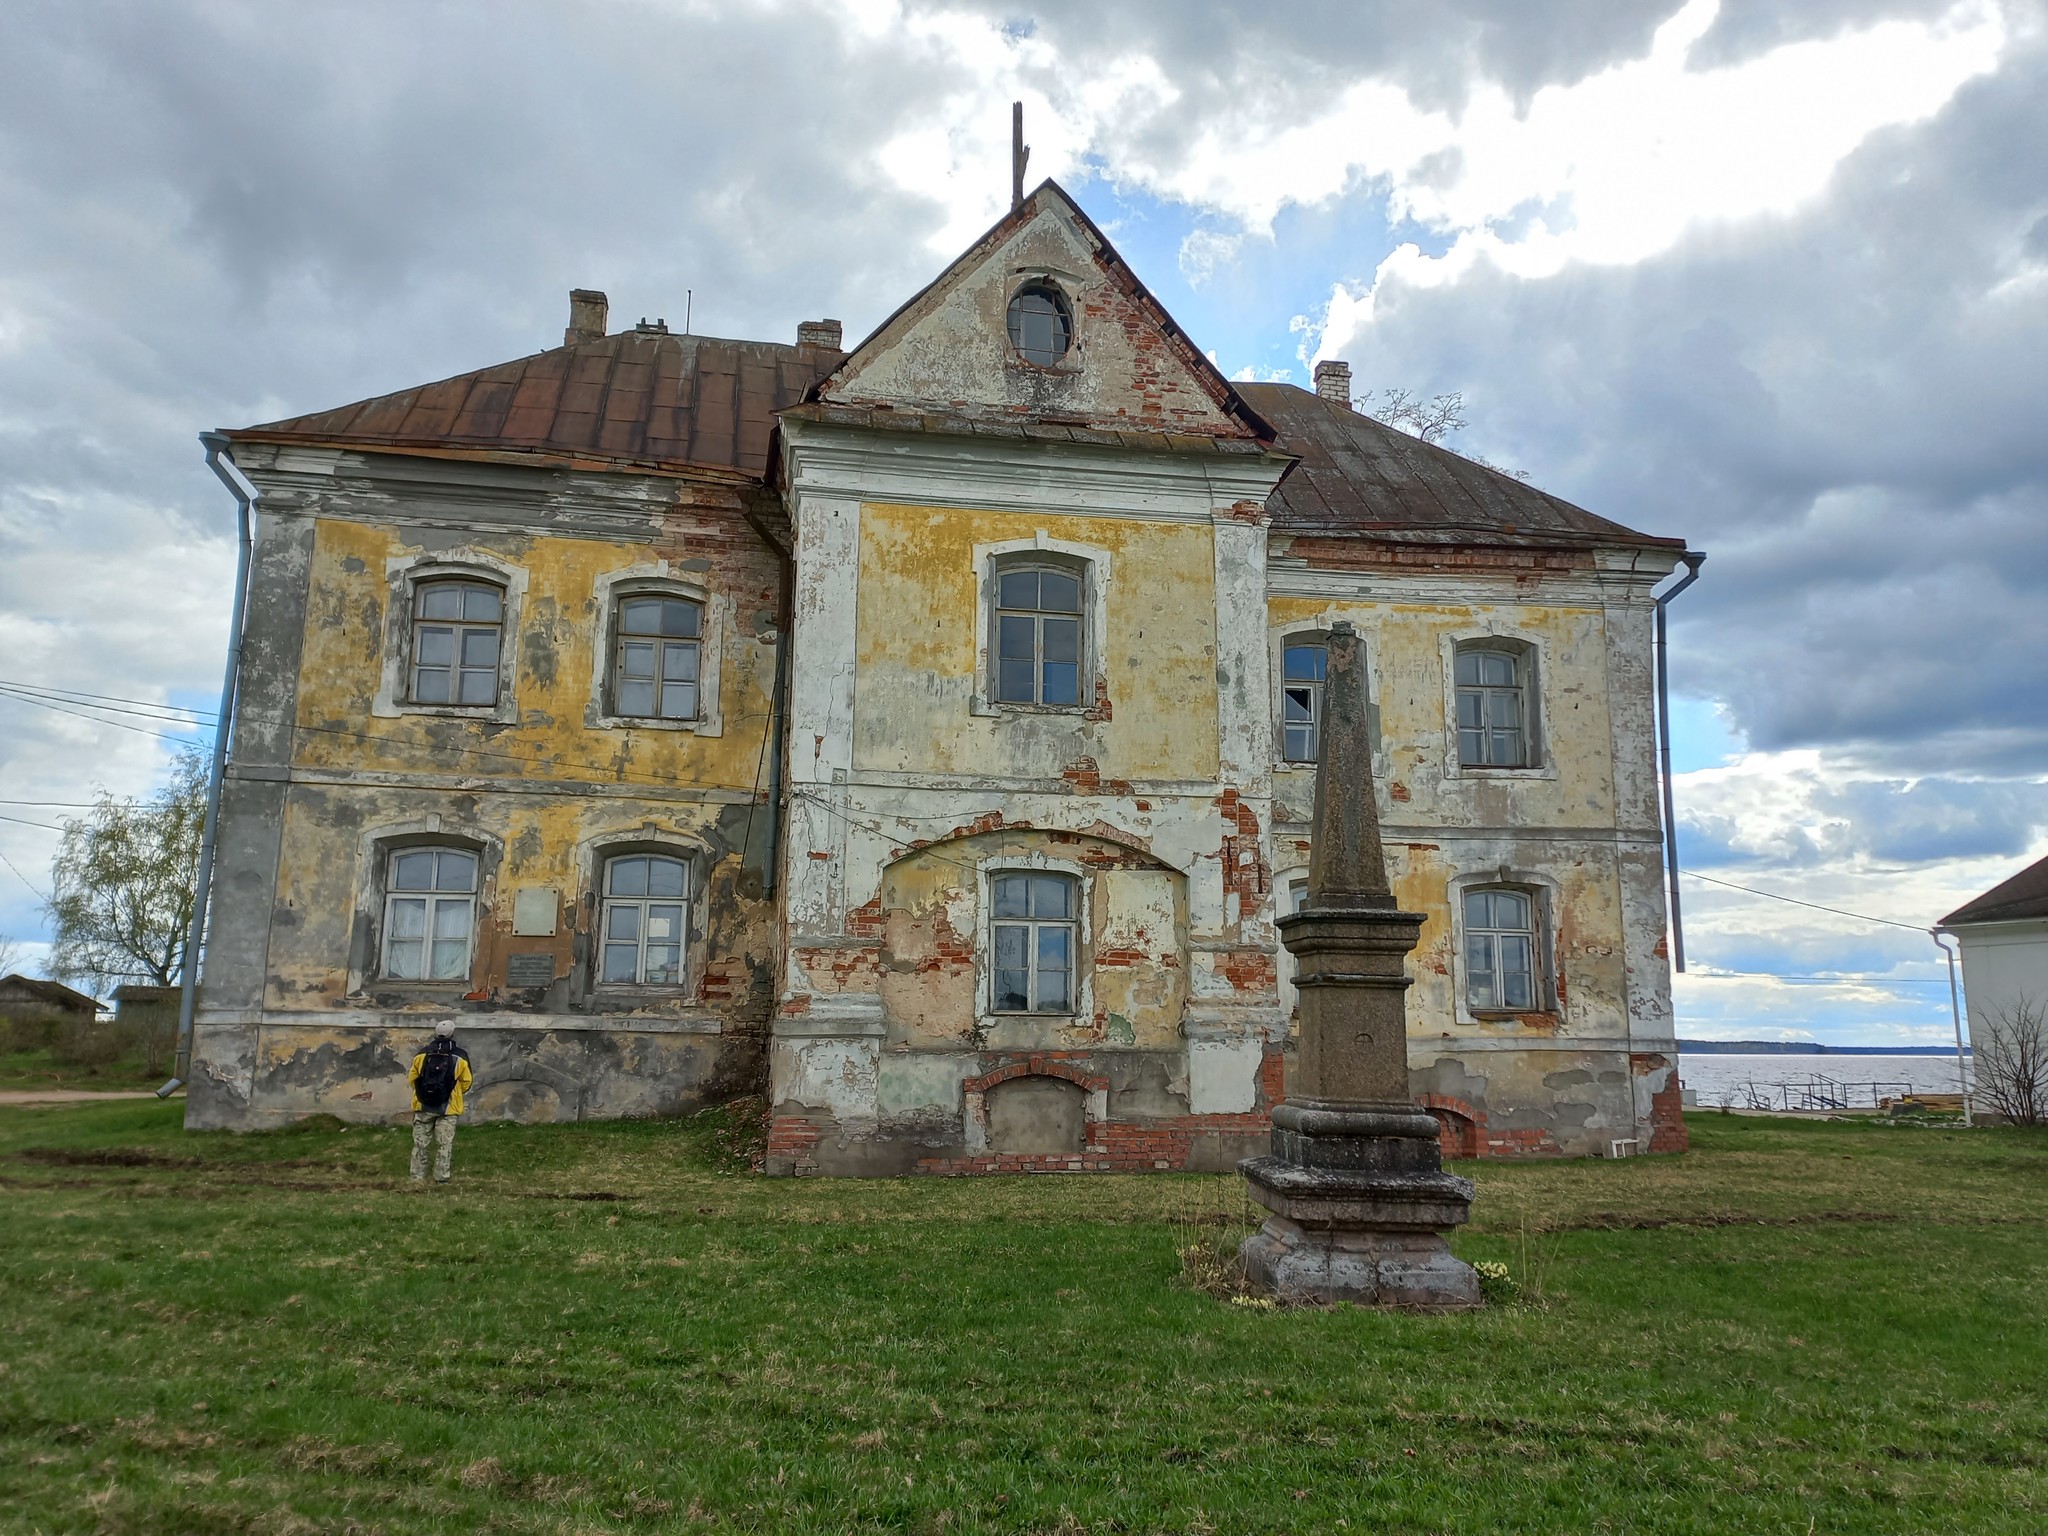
[1665,694,1742,774]
[1065,172,1405,382]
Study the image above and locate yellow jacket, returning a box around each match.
[408,1046,473,1115]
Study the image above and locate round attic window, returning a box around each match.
[1006,282,1072,367]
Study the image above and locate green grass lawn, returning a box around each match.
[2,1103,2043,1535]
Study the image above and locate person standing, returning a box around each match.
[407,1019,472,1184]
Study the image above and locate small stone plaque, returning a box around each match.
[505,953,557,989]
[512,887,558,936]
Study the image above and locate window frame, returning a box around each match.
[1005,280,1075,370]
[988,870,1080,1016]
[374,554,526,725]
[989,558,1087,710]
[1450,874,1558,1021]
[596,852,693,989]
[1439,631,1550,779]
[975,544,1102,716]
[975,857,1093,1027]
[1279,636,1328,764]
[609,592,705,723]
[408,577,506,709]
[585,567,726,736]
[367,838,489,989]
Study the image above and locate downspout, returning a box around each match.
[1930,928,1973,1126]
[160,431,257,1098]
[739,496,794,899]
[1654,551,1706,973]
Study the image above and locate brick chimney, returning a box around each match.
[796,318,843,351]
[1314,359,1353,408]
[565,289,608,346]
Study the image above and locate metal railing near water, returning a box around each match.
[1732,1074,1915,1112]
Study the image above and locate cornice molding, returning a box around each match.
[780,418,1290,523]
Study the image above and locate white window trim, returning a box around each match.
[1446,869,1561,1024]
[1274,866,1310,1021]
[595,853,694,989]
[969,534,1112,717]
[1268,617,1385,775]
[374,552,528,724]
[585,563,727,736]
[576,830,711,994]
[345,818,502,996]
[974,853,1094,1026]
[1438,626,1555,780]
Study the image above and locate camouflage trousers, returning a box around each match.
[410,1111,458,1182]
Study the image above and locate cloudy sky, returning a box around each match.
[2,0,2043,1043]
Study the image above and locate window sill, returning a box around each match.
[588,713,718,736]
[971,698,1092,719]
[1465,1010,1562,1030]
[377,701,519,726]
[1445,762,1557,782]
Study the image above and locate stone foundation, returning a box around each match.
[184,1012,762,1130]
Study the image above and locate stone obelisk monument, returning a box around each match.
[1240,621,1479,1308]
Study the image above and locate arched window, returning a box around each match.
[990,871,1077,1014]
[1454,644,1530,767]
[991,560,1084,707]
[411,580,504,706]
[1464,887,1539,1011]
[382,846,479,981]
[1281,639,1327,762]
[599,853,691,986]
[1006,281,1072,367]
[612,594,703,720]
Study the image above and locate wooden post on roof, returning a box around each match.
[1011,101,1029,211]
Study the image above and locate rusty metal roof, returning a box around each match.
[229,330,843,480]
[1241,382,1681,551]
[1940,852,2048,927]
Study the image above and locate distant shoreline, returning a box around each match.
[1678,1041,1970,1056]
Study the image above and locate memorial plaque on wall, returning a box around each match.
[505,953,557,989]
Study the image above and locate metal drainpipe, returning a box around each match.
[1931,928,1973,1125]
[1654,551,1706,973]
[763,602,789,898]
[159,432,258,1098]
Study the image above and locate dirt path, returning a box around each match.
[0,1089,170,1106]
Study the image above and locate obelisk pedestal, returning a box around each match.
[1239,622,1478,1309]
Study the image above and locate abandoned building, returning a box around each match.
[187,181,1692,1166]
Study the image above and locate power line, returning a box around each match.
[1679,868,1929,933]
[0,811,68,833]
[0,677,218,720]
[0,688,208,746]
[0,844,49,901]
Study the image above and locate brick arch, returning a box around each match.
[963,1056,1110,1096]
[962,1056,1111,1157]
[884,819,1180,876]
[1417,1093,1485,1161]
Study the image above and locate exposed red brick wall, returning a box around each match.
[1643,1057,1690,1153]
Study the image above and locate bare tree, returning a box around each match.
[1366,387,1468,445]
[1973,994,2047,1127]
[0,934,20,977]
[45,751,207,996]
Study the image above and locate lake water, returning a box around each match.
[1677,1053,1971,1110]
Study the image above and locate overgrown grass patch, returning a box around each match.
[2,1103,2043,1533]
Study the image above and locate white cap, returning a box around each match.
[433,1019,457,1037]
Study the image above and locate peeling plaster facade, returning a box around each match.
[193,181,1689,1164]
[186,446,787,1130]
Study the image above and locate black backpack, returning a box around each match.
[416,1039,460,1111]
